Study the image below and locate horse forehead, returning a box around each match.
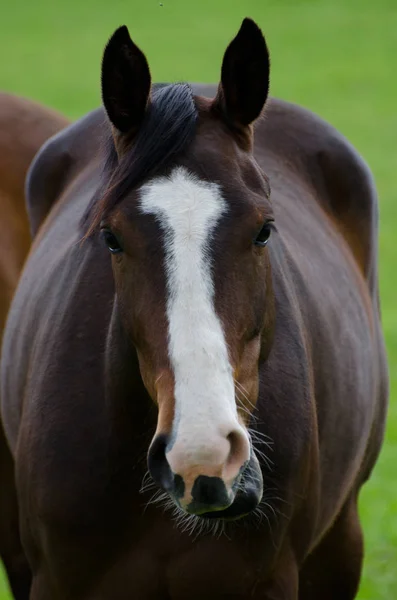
[138,166,227,230]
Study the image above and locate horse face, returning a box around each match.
[99,19,274,520]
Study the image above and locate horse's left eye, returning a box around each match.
[254,221,274,247]
[101,229,123,254]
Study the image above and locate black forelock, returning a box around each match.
[83,82,198,233]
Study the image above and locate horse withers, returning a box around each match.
[0,93,68,599]
[0,19,388,600]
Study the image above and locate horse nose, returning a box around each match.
[147,434,186,500]
[148,425,250,514]
[223,427,251,482]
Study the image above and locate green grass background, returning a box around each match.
[0,0,396,597]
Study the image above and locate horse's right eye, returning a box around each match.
[101,229,123,254]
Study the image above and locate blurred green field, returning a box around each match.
[0,0,396,598]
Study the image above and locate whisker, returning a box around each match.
[252,451,274,471]
[237,402,252,417]
[154,372,164,386]
[140,471,157,494]
[234,381,251,403]
[247,428,274,444]
[234,381,257,411]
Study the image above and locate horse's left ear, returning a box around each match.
[101,25,151,134]
[213,18,270,128]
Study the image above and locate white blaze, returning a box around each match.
[140,166,246,469]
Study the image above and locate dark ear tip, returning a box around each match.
[114,25,130,37]
[240,17,263,35]
[119,24,128,32]
[106,25,131,48]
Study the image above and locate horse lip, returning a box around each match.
[197,457,263,521]
[199,485,260,520]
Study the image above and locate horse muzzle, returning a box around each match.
[147,434,263,520]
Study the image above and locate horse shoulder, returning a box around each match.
[25,108,105,237]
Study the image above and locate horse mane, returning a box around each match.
[83,83,198,235]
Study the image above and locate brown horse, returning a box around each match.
[0,93,69,336]
[0,19,388,600]
[0,93,68,599]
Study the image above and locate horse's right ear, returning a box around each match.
[101,26,151,134]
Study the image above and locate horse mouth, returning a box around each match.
[199,485,261,520]
[193,455,263,521]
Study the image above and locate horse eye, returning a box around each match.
[101,229,123,254]
[254,221,274,247]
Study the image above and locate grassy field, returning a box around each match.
[0,0,396,597]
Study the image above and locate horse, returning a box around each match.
[0,92,68,599]
[0,18,388,600]
[0,93,69,336]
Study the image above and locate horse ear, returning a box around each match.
[213,18,270,128]
[101,26,151,134]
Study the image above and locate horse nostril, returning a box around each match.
[225,428,251,479]
[147,434,175,492]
